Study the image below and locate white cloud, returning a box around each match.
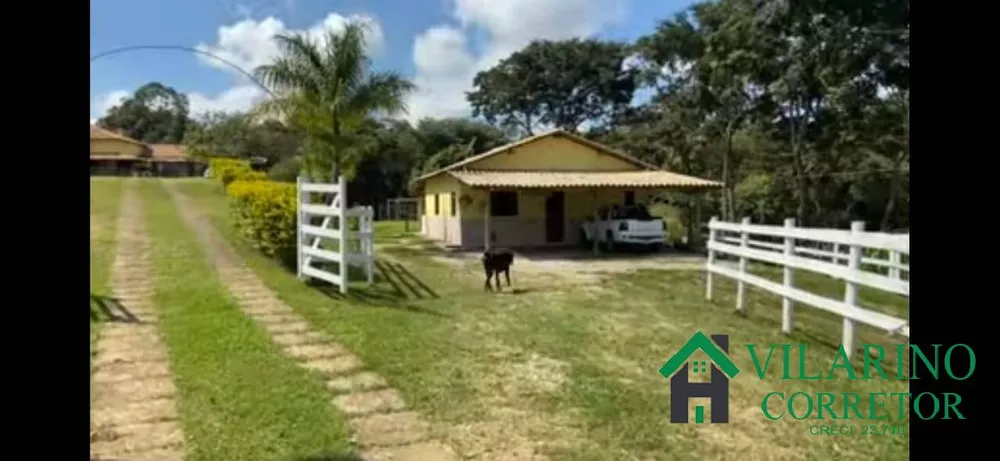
[187,12,383,118]
[194,13,385,80]
[89,85,267,122]
[90,11,386,122]
[404,0,627,123]
[90,90,130,121]
[188,85,267,116]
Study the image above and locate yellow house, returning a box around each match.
[411,129,722,250]
[90,125,205,176]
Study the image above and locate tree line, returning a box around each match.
[96,0,908,230]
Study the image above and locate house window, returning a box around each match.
[490,191,518,217]
[433,194,440,215]
[624,190,636,206]
[450,193,457,217]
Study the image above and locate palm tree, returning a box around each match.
[254,20,416,180]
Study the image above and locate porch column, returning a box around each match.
[417,198,424,234]
[591,189,600,255]
[484,188,492,251]
[691,192,704,249]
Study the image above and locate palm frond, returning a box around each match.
[247,18,416,176]
[254,34,327,98]
[344,71,417,118]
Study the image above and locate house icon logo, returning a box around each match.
[659,331,740,424]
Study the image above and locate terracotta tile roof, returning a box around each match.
[413,128,660,183]
[449,170,723,189]
[90,155,141,161]
[149,144,189,161]
[90,125,146,146]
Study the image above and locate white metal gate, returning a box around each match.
[296,176,374,293]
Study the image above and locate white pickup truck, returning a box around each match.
[580,204,666,251]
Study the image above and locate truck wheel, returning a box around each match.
[579,228,590,248]
[605,231,615,252]
[650,242,663,253]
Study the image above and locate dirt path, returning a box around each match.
[163,182,460,461]
[426,245,707,287]
[91,180,187,461]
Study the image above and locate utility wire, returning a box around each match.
[90,45,278,100]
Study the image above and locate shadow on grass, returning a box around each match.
[295,451,365,461]
[378,260,439,299]
[90,294,142,323]
[307,259,447,318]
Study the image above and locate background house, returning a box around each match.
[90,126,205,176]
[411,129,722,250]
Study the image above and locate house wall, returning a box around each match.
[420,135,657,249]
[420,174,463,246]
[91,139,144,157]
[153,162,205,177]
[467,136,639,171]
[90,160,136,176]
[455,187,656,249]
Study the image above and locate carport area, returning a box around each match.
[430,245,709,286]
[454,170,723,254]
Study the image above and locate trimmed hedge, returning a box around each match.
[226,179,297,261]
[210,158,266,186]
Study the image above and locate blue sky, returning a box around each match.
[90,0,695,124]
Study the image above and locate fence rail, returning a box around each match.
[705,217,909,359]
[296,176,374,294]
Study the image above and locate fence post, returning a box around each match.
[842,220,865,360]
[705,216,718,300]
[366,206,375,284]
[296,176,304,280]
[735,217,751,315]
[781,218,796,334]
[337,176,348,294]
[404,199,410,232]
[888,251,901,279]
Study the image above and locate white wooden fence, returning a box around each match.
[705,217,909,359]
[296,176,374,294]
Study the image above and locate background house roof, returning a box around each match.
[90,126,197,163]
[149,144,190,162]
[90,125,146,146]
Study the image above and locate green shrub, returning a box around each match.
[649,202,687,245]
[226,179,297,263]
[267,156,302,183]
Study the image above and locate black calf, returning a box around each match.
[482,248,514,292]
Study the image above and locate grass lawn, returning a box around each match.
[137,179,357,461]
[178,178,909,461]
[90,178,124,373]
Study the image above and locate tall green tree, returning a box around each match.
[410,118,509,174]
[98,82,190,143]
[618,0,908,229]
[253,20,416,180]
[184,111,302,164]
[467,38,638,134]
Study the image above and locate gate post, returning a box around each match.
[296,176,304,280]
[337,176,348,294]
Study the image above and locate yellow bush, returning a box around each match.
[226,179,297,260]
[209,158,265,186]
